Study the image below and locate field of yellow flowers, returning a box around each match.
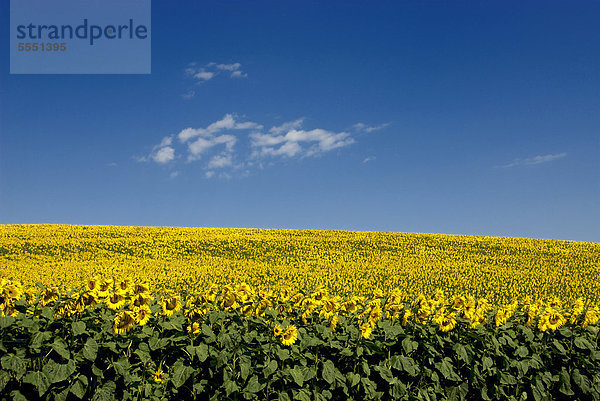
[1,224,599,401]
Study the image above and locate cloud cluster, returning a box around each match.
[353,122,390,133]
[181,62,248,99]
[499,153,568,168]
[138,114,376,178]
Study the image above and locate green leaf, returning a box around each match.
[263,359,278,377]
[22,371,50,397]
[375,365,394,383]
[277,348,290,361]
[0,370,10,393]
[224,379,239,396]
[171,364,194,388]
[436,358,461,382]
[294,388,312,401]
[552,339,566,354]
[322,360,336,385]
[201,324,216,341]
[574,337,593,350]
[70,376,88,399]
[559,368,574,396]
[10,390,28,401]
[482,356,493,371]
[453,343,469,363]
[347,372,360,387]
[278,391,292,401]
[92,380,116,401]
[30,331,52,350]
[244,375,264,394]
[1,354,27,379]
[72,320,86,336]
[196,343,209,362]
[515,346,529,358]
[402,337,417,354]
[43,359,76,383]
[83,337,98,361]
[290,367,304,387]
[52,338,71,359]
[240,360,251,381]
[0,316,15,328]
[572,369,590,394]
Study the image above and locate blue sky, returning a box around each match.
[1,1,599,241]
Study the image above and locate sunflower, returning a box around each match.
[360,322,372,339]
[494,306,513,326]
[105,292,126,310]
[434,310,457,332]
[187,322,201,335]
[96,279,113,298]
[132,282,150,295]
[160,295,182,316]
[402,309,413,326]
[220,291,237,310]
[4,284,23,300]
[281,325,298,346]
[330,315,339,332]
[582,306,600,328]
[39,287,59,306]
[86,278,99,292]
[538,310,566,331]
[117,279,131,293]
[273,324,283,337]
[135,305,152,326]
[132,293,152,308]
[113,310,136,334]
[153,369,165,383]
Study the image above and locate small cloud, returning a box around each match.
[184,62,248,85]
[181,90,196,99]
[194,70,215,81]
[169,171,179,179]
[205,171,215,179]
[152,146,175,164]
[353,122,391,133]
[215,63,241,71]
[107,162,117,167]
[362,156,375,164]
[208,153,233,169]
[498,152,568,168]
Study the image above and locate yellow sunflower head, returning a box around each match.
[113,310,136,334]
[281,325,298,346]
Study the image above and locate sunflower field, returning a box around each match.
[1,225,599,400]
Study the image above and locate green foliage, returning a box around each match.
[1,307,599,400]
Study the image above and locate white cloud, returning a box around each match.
[269,119,304,135]
[499,153,567,168]
[152,146,175,164]
[178,114,262,143]
[353,122,391,133]
[140,115,362,178]
[184,62,248,85]
[170,171,179,179]
[208,153,233,169]
[181,90,196,99]
[194,70,215,81]
[362,156,375,164]
[250,121,355,159]
[215,63,241,71]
